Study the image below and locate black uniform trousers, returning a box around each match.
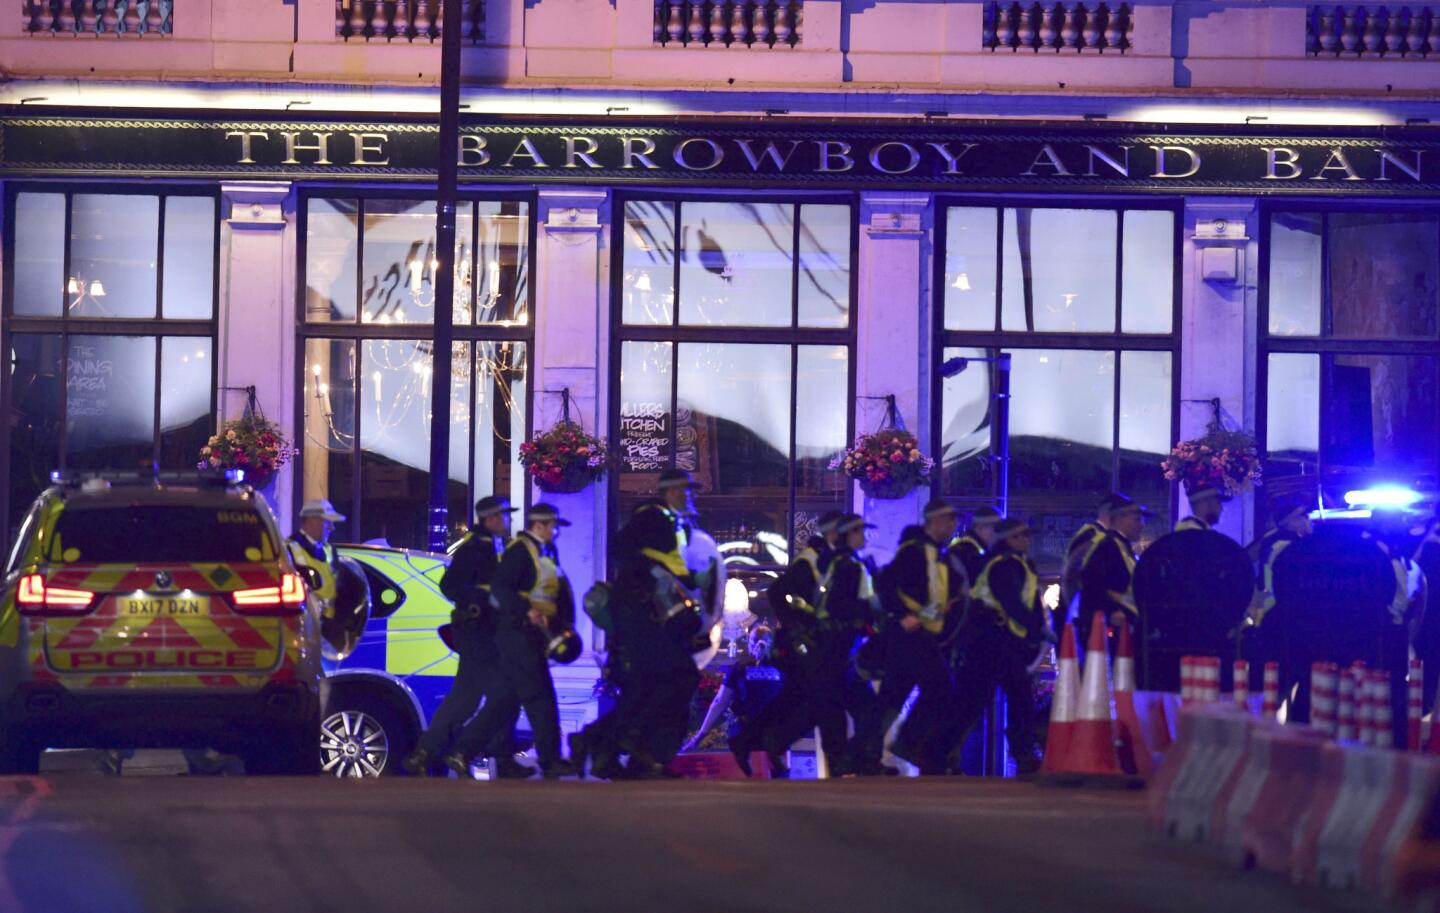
[417,611,512,758]
[770,630,874,772]
[450,619,562,765]
[852,626,955,770]
[946,624,1040,762]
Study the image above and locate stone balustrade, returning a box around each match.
[652,1,802,47]
[1307,5,1440,57]
[334,0,485,43]
[22,0,171,35]
[983,1,1133,52]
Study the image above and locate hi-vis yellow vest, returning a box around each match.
[288,537,337,618]
[1080,533,1138,615]
[897,539,952,634]
[639,504,690,578]
[815,553,874,626]
[970,553,1038,640]
[511,534,564,619]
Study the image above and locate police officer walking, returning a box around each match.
[854,498,963,775]
[402,496,532,779]
[440,503,578,779]
[949,517,1046,775]
[1075,494,1145,651]
[574,471,703,778]
[770,512,879,777]
[949,507,1000,589]
[1176,483,1226,533]
[1060,494,1121,626]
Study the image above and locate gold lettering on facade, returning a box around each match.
[1149,145,1202,179]
[564,136,603,169]
[458,134,491,167]
[734,139,803,172]
[1084,145,1131,178]
[815,140,854,173]
[1377,149,1423,182]
[1261,147,1303,180]
[926,142,978,175]
[1022,144,1072,176]
[281,131,333,165]
[868,141,921,175]
[225,130,269,164]
[503,137,549,168]
[349,132,391,166]
[673,138,724,171]
[621,137,660,170]
[1310,148,1364,181]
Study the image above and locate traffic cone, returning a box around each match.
[1113,622,1155,778]
[1041,622,1080,775]
[1042,611,1124,780]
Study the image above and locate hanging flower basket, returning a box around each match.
[830,428,934,501]
[198,413,296,487]
[1161,426,1262,498]
[520,420,609,494]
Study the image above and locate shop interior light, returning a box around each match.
[1343,486,1422,508]
[951,272,971,291]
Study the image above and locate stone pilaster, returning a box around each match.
[856,192,934,566]
[219,181,296,530]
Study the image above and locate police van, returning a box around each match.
[0,471,324,774]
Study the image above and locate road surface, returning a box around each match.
[0,770,1400,913]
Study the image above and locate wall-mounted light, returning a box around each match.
[950,272,971,291]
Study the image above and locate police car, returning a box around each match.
[0,471,324,774]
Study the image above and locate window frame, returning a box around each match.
[931,195,1184,520]
[607,190,860,556]
[294,186,538,544]
[0,182,221,556]
[1257,198,1440,509]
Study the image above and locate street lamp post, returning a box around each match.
[428,0,463,552]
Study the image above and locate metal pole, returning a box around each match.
[428,0,462,552]
[994,353,1012,517]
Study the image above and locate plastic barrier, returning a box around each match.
[1154,704,1254,843]
[1239,727,1331,875]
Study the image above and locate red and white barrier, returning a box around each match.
[1338,669,1357,741]
[1372,671,1394,750]
[1262,662,1280,718]
[1240,726,1331,875]
[1356,664,1375,747]
[1233,659,1250,709]
[1311,662,1338,737]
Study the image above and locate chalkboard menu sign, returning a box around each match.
[619,400,669,473]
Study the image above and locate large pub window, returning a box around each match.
[612,196,856,561]
[298,193,533,548]
[2,187,219,551]
[1260,205,1440,515]
[934,200,1181,574]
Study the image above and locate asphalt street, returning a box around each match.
[0,769,1402,913]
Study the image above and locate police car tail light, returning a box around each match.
[230,573,306,614]
[16,573,95,615]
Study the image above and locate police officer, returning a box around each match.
[855,498,963,775]
[1075,494,1145,651]
[1176,483,1225,533]
[949,507,1000,589]
[288,498,345,616]
[442,503,578,779]
[1250,499,1313,628]
[950,517,1046,775]
[1060,494,1121,625]
[401,496,531,779]
[771,512,879,777]
[769,510,843,642]
[575,475,703,778]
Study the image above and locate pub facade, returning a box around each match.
[4,0,1440,667]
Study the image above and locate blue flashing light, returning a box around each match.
[1310,508,1372,520]
[1343,486,1423,509]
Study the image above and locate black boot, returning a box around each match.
[539,758,578,780]
[400,747,435,777]
[439,751,474,779]
[494,755,537,780]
